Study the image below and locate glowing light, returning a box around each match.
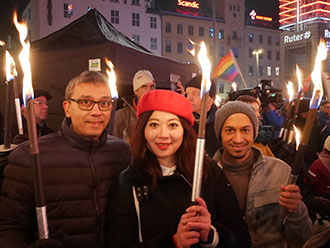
[310,41,327,109]
[105,58,118,99]
[5,50,17,82]
[232,82,237,92]
[215,95,221,107]
[296,64,303,93]
[178,0,200,9]
[286,81,294,102]
[0,40,5,46]
[13,10,33,106]
[293,125,301,151]
[197,41,211,97]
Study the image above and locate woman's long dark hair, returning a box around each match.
[130,111,209,188]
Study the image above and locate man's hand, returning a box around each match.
[279,184,302,213]
[176,81,185,96]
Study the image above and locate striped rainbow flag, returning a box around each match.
[212,50,239,82]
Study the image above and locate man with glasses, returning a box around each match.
[12,89,53,144]
[0,71,131,248]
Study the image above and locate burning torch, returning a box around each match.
[277,40,327,227]
[105,58,118,135]
[281,81,295,142]
[191,42,212,202]
[14,11,49,239]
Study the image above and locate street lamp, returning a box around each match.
[253,49,263,83]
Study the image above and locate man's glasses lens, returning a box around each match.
[70,98,112,111]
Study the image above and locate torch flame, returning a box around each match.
[5,50,17,82]
[286,81,294,102]
[310,40,327,109]
[215,95,221,107]
[197,42,211,97]
[0,40,5,46]
[232,82,237,92]
[296,64,303,93]
[105,57,118,99]
[13,11,33,106]
[293,125,301,151]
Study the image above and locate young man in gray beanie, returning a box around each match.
[213,101,312,248]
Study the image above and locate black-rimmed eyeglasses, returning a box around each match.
[69,98,112,111]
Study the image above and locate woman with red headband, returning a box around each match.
[107,90,250,248]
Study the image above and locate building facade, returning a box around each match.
[22,0,162,55]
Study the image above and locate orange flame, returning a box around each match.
[105,57,118,99]
[310,40,327,108]
[197,41,211,97]
[215,95,221,107]
[286,81,294,102]
[0,40,5,46]
[5,50,17,81]
[296,64,303,93]
[293,125,301,151]
[13,10,33,106]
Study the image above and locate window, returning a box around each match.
[259,66,263,76]
[267,36,272,45]
[132,34,140,44]
[177,24,183,34]
[187,40,193,51]
[232,30,237,40]
[165,40,171,53]
[132,13,140,26]
[267,66,272,76]
[64,3,73,18]
[199,27,204,37]
[249,33,253,42]
[232,47,239,58]
[219,83,224,93]
[276,37,280,45]
[150,38,157,50]
[219,29,224,39]
[267,50,272,60]
[249,48,253,58]
[259,35,263,44]
[238,6,240,12]
[110,0,119,2]
[177,42,183,53]
[219,46,224,57]
[165,22,171,33]
[276,51,280,61]
[249,65,253,76]
[230,4,232,10]
[150,16,157,28]
[275,67,280,76]
[131,0,140,5]
[233,5,236,11]
[111,10,119,24]
[188,25,194,36]
[209,28,214,38]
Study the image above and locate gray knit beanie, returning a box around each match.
[214,101,259,142]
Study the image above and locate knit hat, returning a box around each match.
[184,75,217,99]
[133,70,155,92]
[19,89,52,103]
[137,90,194,126]
[214,101,259,141]
[324,136,330,152]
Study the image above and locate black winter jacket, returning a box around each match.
[107,161,250,248]
[0,118,131,248]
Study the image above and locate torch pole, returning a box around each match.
[282,101,293,142]
[26,98,49,239]
[191,92,209,202]
[3,81,13,149]
[108,99,117,135]
[277,98,318,229]
[13,77,23,135]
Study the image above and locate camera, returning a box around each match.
[255,80,283,106]
[170,73,180,92]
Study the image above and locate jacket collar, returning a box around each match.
[59,117,108,151]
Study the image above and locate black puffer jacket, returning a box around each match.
[0,118,131,248]
[107,161,250,248]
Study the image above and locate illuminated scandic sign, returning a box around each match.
[283,30,311,44]
[249,10,273,22]
[178,0,200,9]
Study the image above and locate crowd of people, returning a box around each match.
[0,69,329,248]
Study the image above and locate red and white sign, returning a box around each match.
[249,10,272,22]
[178,0,200,9]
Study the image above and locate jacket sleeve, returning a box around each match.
[284,202,313,247]
[205,164,250,248]
[0,145,36,248]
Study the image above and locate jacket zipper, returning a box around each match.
[89,152,100,214]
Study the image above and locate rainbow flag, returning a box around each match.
[213,50,239,82]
